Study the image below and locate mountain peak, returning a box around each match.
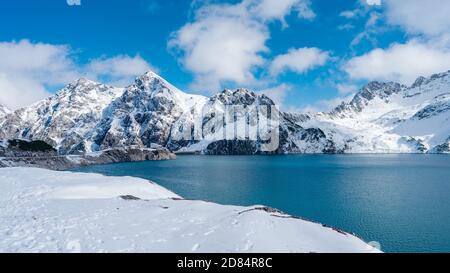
[135,70,179,91]
[214,88,255,101]
[362,81,403,92]
[358,81,405,100]
[328,81,406,116]
[410,71,450,89]
[140,70,161,79]
[210,88,275,106]
[129,70,196,107]
[135,70,166,86]
[428,70,450,81]
[59,78,116,98]
[411,76,427,89]
[70,77,101,87]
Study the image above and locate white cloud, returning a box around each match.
[350,12,382,47]
[66,0,81,6]
[0,40,78,109]
[169,0,315,92]
[340,0,381,20]
[0,40,155,109]
[86,55,155,87]
[336,83,359,95]
[0,40,79,85]
[295,0,316,20]
[0,74,52,110]
[349,0,450,83]
[340,10,357,19]
[270,47,329,76]
[260,84,292,106]
[169,10,268,92]
[250,0,315,23]
[344,40,450,85]
[366,0,381,6]
[385,0,450,37]
[297,94,355,113]
[338,23,355,31]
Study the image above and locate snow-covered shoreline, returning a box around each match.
[0,167,380,253]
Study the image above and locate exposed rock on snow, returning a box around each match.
[0,167,380,253]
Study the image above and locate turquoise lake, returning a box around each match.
[73,154,450,253]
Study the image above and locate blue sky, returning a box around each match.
[1,0,450,111]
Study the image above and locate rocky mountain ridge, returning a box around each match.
[1,70,450,154]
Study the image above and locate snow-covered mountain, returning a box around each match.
[298,71,450,153]
[167,88,337,154]
[0,79,124,154]
[0,71,330,154]
[1,70,450,154]
[88,71,207,153]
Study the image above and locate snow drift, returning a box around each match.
[0,167,379,253]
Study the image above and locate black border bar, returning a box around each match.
[1,253,448,272]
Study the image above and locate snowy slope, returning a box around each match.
[0,167,379,253]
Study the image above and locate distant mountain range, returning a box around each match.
[1,70,449,154]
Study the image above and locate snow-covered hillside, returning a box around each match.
[1,69,450,154]
[298,71,450,153]
[0,167,379,253]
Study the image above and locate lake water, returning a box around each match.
[73,154,450,253]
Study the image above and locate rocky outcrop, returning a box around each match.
[0,139,56,157]
[330,81,406,118]
[0,139,175,170]
[204,140,259,155]
[430,137,450,154]
[412,94,450,120]
[83,147,176,164]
